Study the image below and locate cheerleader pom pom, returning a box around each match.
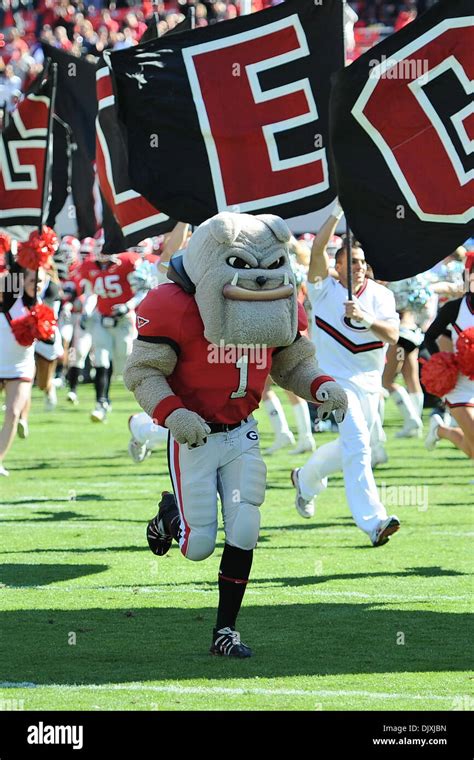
[17,227,58,270]
[10,313,37,347]
[421,352,459,397]
[0,232,11,256]
[31,303,57,341]
[456,326,474,380]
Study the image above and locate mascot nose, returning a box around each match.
[256,276,267,287]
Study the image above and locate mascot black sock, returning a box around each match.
[67,366,80,392]
[94,367,108,403]
[216,544,253,630]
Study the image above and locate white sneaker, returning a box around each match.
[290,436,316,455]
[314,419,333,433]
[372,444,388,467]
[17,419,29,439]
[395,418,423,438]
[425,414,443,451]
[371,515,400,547]
[265,430,295,455]
[128,437,151,463]
[291,468,327,519]
[0,465,9,477]
[67,391,79,405]
[44,386,57,411]
[90,403,108,423]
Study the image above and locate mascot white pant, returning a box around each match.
[168,417,266,561]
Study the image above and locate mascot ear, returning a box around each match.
[209,213,242,245]
[257,214,291,243]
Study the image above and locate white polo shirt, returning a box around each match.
[307,276,399,393]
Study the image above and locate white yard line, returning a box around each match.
[0,682,454,702]
[0,585,470,603]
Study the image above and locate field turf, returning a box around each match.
[0,382,472,711]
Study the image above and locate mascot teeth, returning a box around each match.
[284,273,289,286]
[231,273,239,286]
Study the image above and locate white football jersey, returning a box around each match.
[307,276,399,393]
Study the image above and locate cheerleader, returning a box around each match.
[34,273,63,411]
[383,274,433,437]
[422,276,474,459]
[0,262,47,475]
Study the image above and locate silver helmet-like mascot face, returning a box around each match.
[180,212,298,347]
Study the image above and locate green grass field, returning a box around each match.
[0,382,472,711]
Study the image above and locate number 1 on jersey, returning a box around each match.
[230,355,249,399]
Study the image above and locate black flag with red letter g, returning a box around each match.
[107,0,343,225]
[330,0,474,281]
[0,73,52,228]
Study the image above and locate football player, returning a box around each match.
[79,240,152,422]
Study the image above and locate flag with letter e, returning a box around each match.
[330,0,474,280]
[106,0,344,225]
[96,64,174,245]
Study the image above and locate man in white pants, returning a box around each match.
[292,206,401,547]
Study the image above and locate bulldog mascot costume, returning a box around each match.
[124,212,347,657]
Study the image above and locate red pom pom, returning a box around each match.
[0,232,11,256]
[456,326,474,380]
[31,303,57,341]
[17,227,58,270]
[421,352,459,397]
[10,313,37,347]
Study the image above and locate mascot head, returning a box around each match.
[171,212,297,347]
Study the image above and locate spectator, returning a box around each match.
[0,63,22,112]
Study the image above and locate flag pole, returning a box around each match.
[39,61,57,232]
[35,60,57,304]
[341,0,353,301]
[153,0,160,35]
[189,3,196,233]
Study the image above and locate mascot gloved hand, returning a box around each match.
[165,408,211,447]
[314,381,348,423]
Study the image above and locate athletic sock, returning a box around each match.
[67,366,80,393]
[264,395,291,437]
[105,364,113,402]
[94,367,109,404]
[390,387,420,425]
[409,391,424,419]
[215,544,253,630]
[291,399,312,442]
